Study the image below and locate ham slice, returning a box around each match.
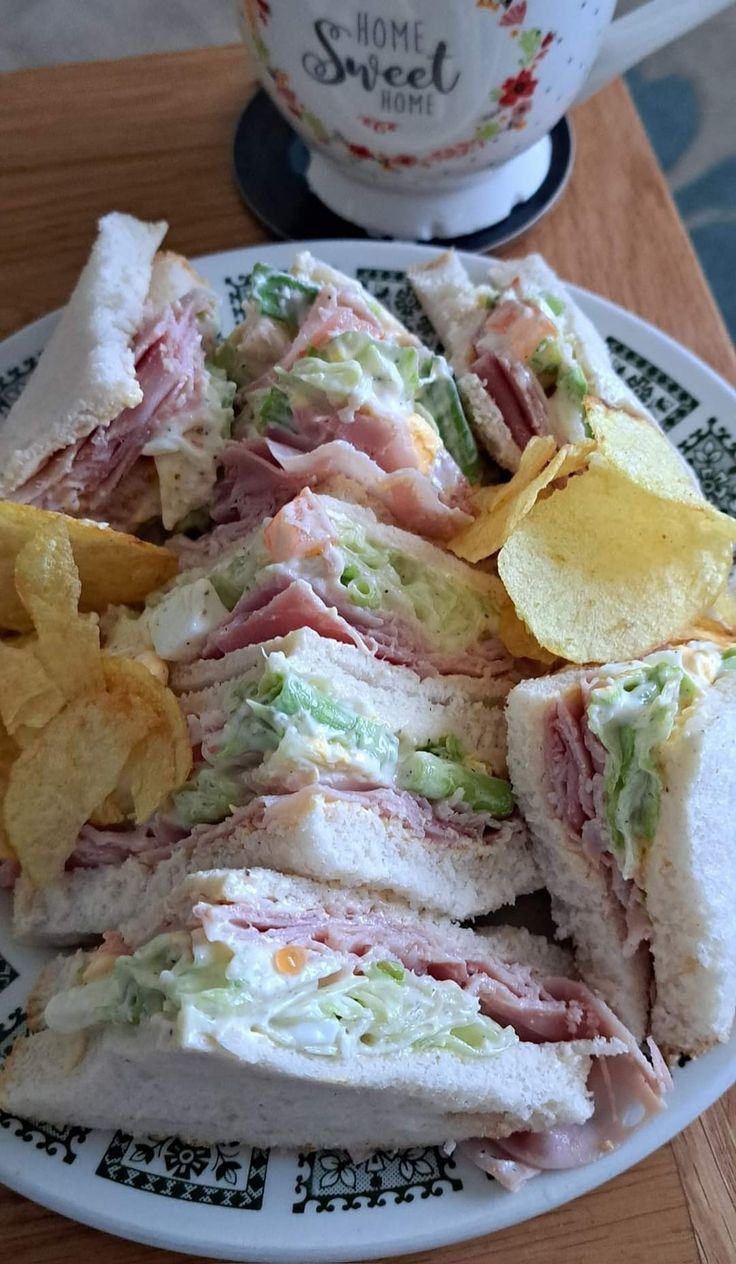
[67,818,186,871]
[273,405,423,476]
[204,579,363,656]
[202,568,514,679]
[544,688,653,955]
[276,286,386,373]
[457,1140,540,1192]
[15,292,208,530]
[174,782,520,856]
[472,351,550,452]
[212,438,471,540]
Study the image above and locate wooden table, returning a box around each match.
[0,44,734,1264]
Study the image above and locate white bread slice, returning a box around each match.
[457,371,522,472]
[647,671,736,1055]
[407,251,491,373]
[173,627,510,768]
[4,868,601,1147]
[146,250,211,312]
[505,670,651,1040]
[13,787,540,945]
[0,212,167,495]
[0,1023,596,1149]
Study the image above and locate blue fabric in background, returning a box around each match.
[627,66,736,339]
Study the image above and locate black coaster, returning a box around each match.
[232,90,574,251]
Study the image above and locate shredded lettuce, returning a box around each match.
[266,331,420,422]
[318,330,419,398]
[252,385,296,434]
[208,536,268,611]
[417,355,482,481]
[174,768,248,830]
[44,931,517,1060]
[330,512,499,652]
[218,667,400,785]
[172,656,514,830]
[247,263,320,330]
[276,356,365,407]
[398,749,514,817]
[586,645,728,878]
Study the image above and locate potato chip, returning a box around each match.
[586,402,705,506]
[497,600,558,666]
[709,576,736,633]
[450,437,556,562]
[102,657,191,821]
[0,502,177,633]
[4,687,151,886]
[450,439,594,562]
[498,463,736,663]
[0,718,18,863]
[14,523,103,700]
[88,794,127,828]
[0,642,64,735]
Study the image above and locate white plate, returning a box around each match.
[0,241,734,1263]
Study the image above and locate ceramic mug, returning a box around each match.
[241,0,733,238]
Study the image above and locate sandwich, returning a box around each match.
[0,213,236,533]
[12,628,538,942]
[210,251,485,540]
[506,641,736,1055]
[408,251,657,472]
[108,487,517,681]
[0,866,668,1169]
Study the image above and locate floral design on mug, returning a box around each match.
[359,116,399,134]
[242,0,555,170]
[483,27,554,133]
[501,3,528,26]
[244,0,331,144]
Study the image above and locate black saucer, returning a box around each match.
[232,90,574,251]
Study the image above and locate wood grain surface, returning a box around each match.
[0,43,734,1264]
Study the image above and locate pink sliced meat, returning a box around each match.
[274,286,386,374]
[204,579,363,656]
[179,782,519,854]
[472,351,550,451]
[15,292,207,529]
[543,688,653,954]
[201,574,514,679]
[271,405,424,477]
[212,438,471,540]
[457,1140,540,1192]
[169,519,260,570]
[67,818,186,870]
[485,1046,668,1174]
[544,691,596,834]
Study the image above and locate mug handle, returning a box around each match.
[575,0,735,104]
